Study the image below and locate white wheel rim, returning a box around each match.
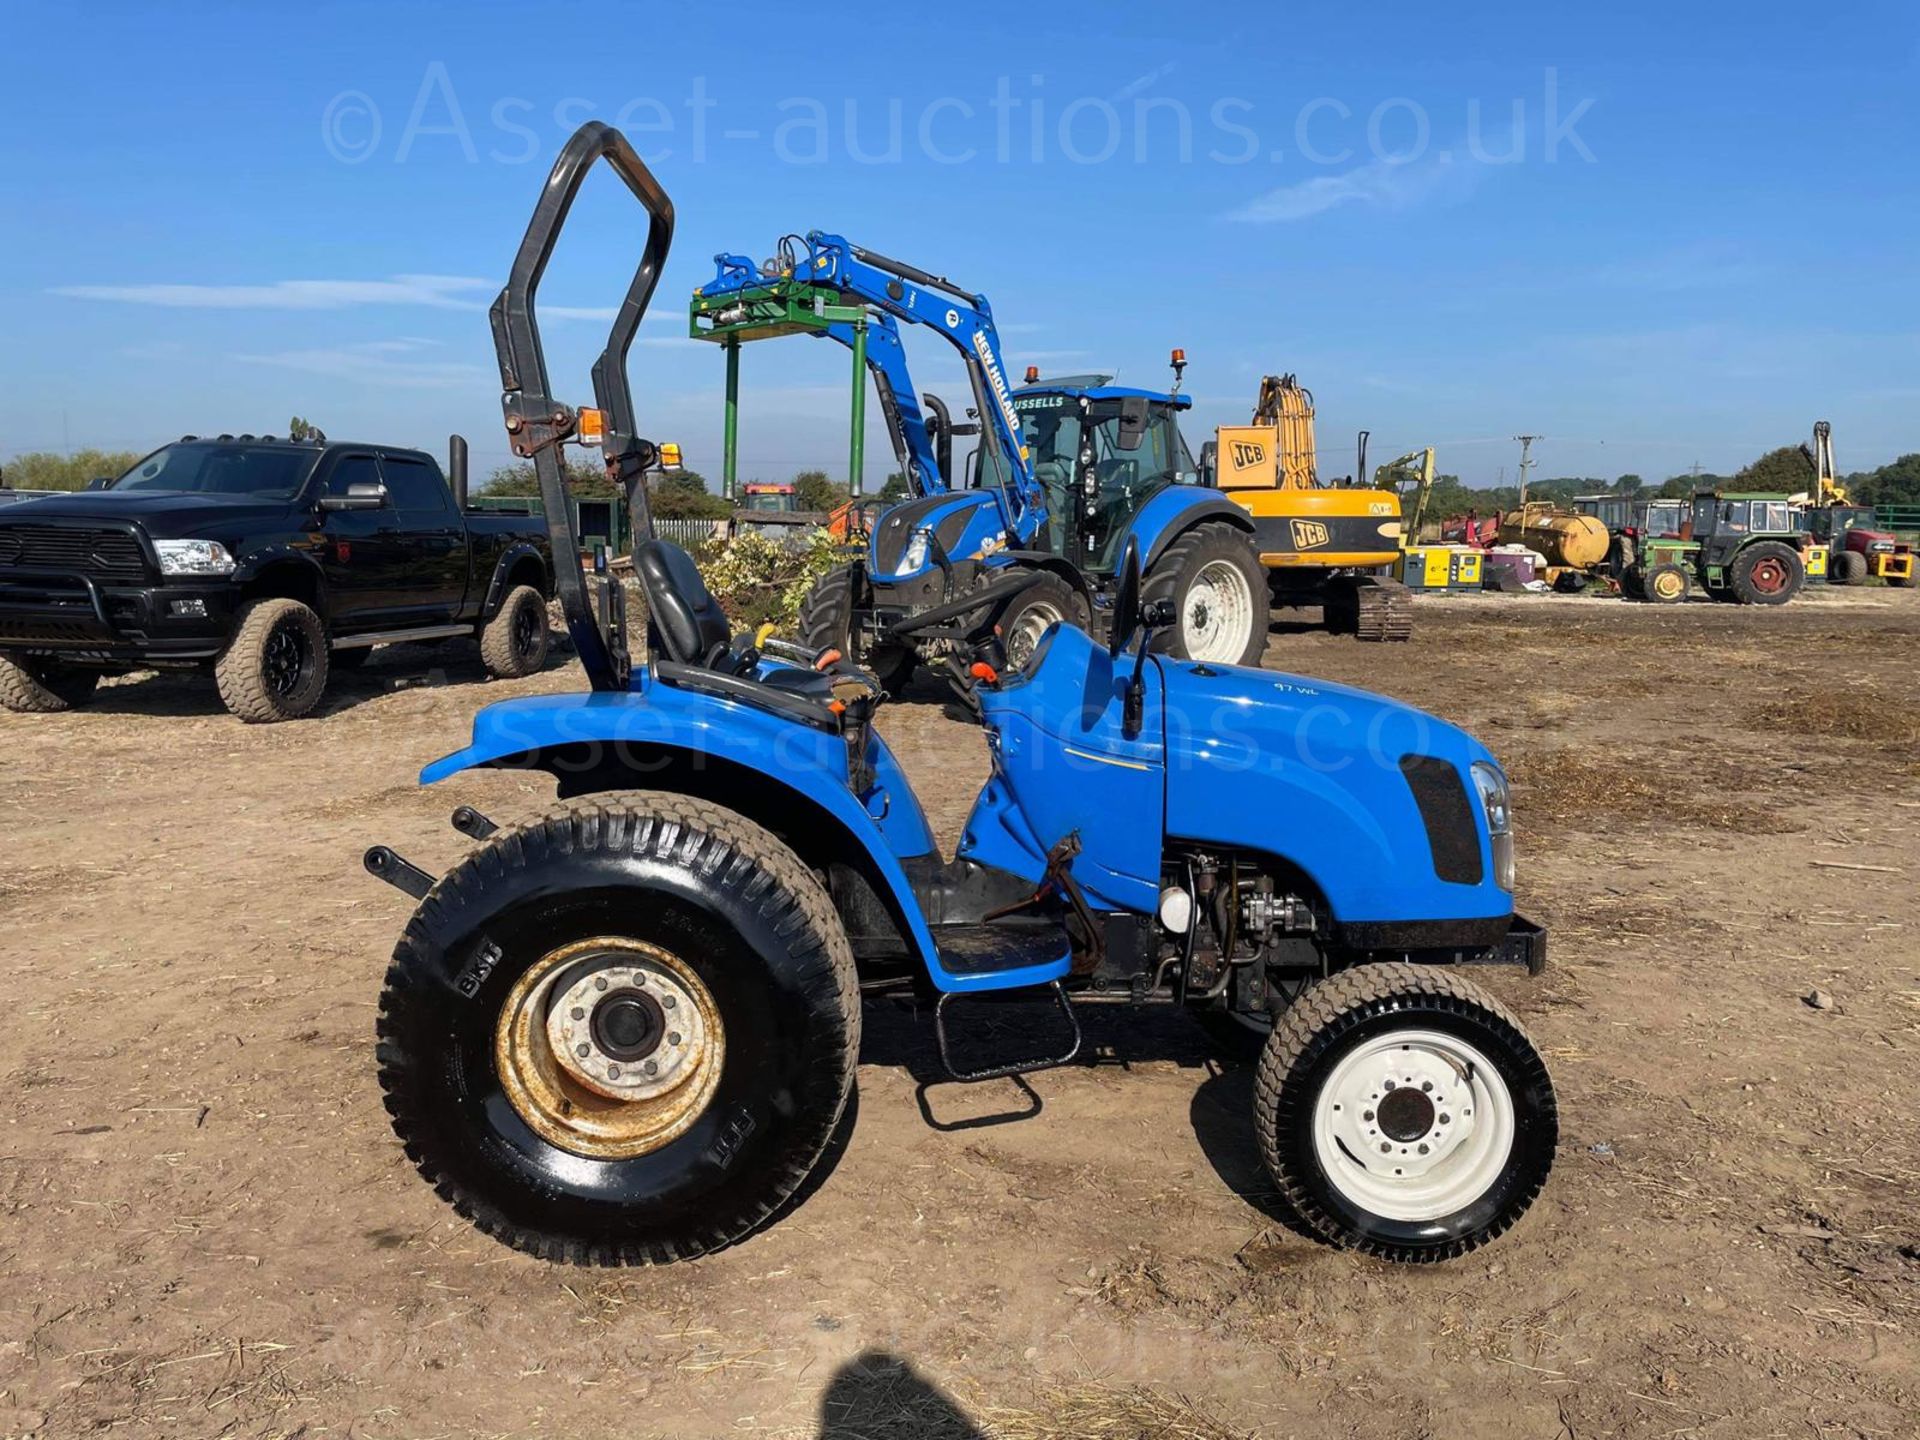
[1183,560,1256,663]
[1005,600,1064,670]
[1311,1027,1516,1222]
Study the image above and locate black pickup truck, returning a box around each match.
[0,434,554,721]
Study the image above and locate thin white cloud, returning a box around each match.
[53,274,494,311]
[1593,244,1770,292]
[232,339,489,389]
[1226,149,1490,225]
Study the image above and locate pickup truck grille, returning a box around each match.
[0,524,148,577]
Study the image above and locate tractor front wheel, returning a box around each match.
[1144,523,1268,667]
[1643,562,1691,605]
[799,563,916,692]
[1831,550,1868,585]
[991,572,1089,673]
[1730,541,1805,606]
[376,794,860,1265]
[1254,963,1557,1262]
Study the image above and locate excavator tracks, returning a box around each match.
[1343,575,1415,642]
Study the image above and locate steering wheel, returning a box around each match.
[1110,537,1143,658]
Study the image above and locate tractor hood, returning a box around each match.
[1155,656,1511,934]
[868,491,1010,580]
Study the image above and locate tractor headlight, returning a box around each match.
[895,528,931,577]
[154,539,236,576]
[1470,761,1515,891]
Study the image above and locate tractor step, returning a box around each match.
[934,981,1083,1083]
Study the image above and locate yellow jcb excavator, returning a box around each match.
[1202,375,1415,640]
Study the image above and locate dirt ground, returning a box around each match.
[3,585,1918,1440]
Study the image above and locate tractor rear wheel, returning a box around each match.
[1831,550,1868,585]
[1643,562,1691,605]
[1144,523,1268,666]
[1887,568,1914,589]
[799,563,916,691]
[1730,541,1804,606]
[376,793,860,1265]
[991,572,1089,673]
[1254,963,1557,1262]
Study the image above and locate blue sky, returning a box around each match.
[2,0,1916,488]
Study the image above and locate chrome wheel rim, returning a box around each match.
[495,937,725,1161]
[1311,1027,1515,1222]
[1183,560,1256,663]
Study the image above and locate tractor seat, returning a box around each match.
[633,538,839,712]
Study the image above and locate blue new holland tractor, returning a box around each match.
[687,226,1269,687]
[366,125,1557,1267]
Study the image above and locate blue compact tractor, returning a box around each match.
[366,125,1556,1267]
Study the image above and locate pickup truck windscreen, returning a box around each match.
[115,443,319,500]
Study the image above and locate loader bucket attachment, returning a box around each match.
[489,120,676,691]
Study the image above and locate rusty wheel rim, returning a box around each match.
[494,937,725,1161]
[1749,557,1788,594]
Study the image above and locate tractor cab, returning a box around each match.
[1004,375,1201,573]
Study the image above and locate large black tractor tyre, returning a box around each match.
[1886,564,1914,589]
[1729,541,1805,606]
[1254,963,1557,1263]
[1143,522,1268,667]
[480,583,552,679]
[799,563,916,692]
[991,572,1090,672]
[0,652,101,713]
[215,598,329,722]
[375,794,860,1265]
[1830,550,1868,585]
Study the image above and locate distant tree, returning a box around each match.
[650,469,730,520]
[1850,454,1920,509]
[479,458,613,497]
[1612,473,1646,497]
[793,469,850,512]
[1734,446,1815,494]
[1,449,142,491]
[876,470,910,502]
[288,416,324,442]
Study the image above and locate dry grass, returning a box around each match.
[1507,750,1800,834]
[1750,689,1920,746]
[983,1384,1257,1440]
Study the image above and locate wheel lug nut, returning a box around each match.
[571,1007,585,1021]
[1421,1081,1433,1092]
[644,1059,659,1076]
[1363,1110,1375,1122]
[1379,1142,1391,1153]
[607,1064,621,1079]
[1418,1143,1430,1154]
[662,996,677,1010]
[1440,1113,1451,1125]
[576,1043,591,1058]
[668,1032,682,1046]
[594,977,608,992]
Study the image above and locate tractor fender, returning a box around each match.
[1119,490,1256,572]
[415,685,1013,994]
[997,551,1094,612]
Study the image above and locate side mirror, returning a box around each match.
[86,477,113,491]
[320,482,389,512]
[1110,537,1143,658]
[1116,396,1150,452]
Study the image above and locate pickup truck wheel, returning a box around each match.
[1255,963,1556,1263]
[0,653,101,713]
[376,793,860,1265]
[480,585,551,679]
[216,598,329,722]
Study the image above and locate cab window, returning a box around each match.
[380,454,451,512]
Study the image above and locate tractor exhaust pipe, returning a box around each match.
[449,434,469,509]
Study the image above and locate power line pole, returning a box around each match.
[1513,434,1542,512]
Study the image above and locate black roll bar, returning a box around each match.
[489,120,676,692]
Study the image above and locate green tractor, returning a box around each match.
[1624,491,1817,606]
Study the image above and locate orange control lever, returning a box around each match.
[814,648,843,671]
[969,661,999,685]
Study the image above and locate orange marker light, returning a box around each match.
[1170,348,1186,365]
[1024,366,1040,384]
[577,408,606,445]
[658,442,683,471]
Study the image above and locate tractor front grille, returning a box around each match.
[0,523,149,577]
